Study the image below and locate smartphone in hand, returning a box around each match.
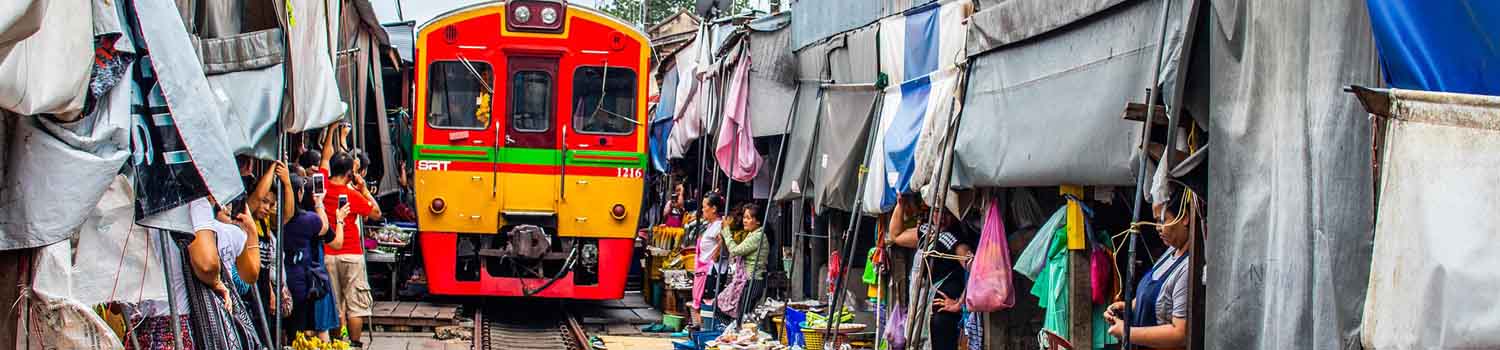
[312,173,326,195]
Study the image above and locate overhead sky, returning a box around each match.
[369,0,769,26]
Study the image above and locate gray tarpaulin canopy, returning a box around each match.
[746,13,797,137]
[952,0,1188,189]
[1205,0,1377,349]
[772,40,829,201]
[813,85,878,212]
[789,0,938,50]
[772,24,878,203]
[384,21,414,63]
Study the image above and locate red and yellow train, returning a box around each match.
[413,0,649,299]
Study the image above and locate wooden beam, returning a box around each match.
[1068,249,1093,349]
[1122,102,1194,127]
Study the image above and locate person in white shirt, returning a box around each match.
[688,193,725,328]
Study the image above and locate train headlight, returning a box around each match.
[513,6,531,24]
[540,7,558,24]
[611,204,627,220]
[431,197,447,214]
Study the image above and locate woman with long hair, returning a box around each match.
[282,175,349,341]
[717,203,770,321]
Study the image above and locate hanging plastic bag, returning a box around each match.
[884,302,908,350]
[1014,208,1066,281]
[965,196,1016,312]
[1090,244,1116,305]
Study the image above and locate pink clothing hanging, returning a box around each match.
[714,53,762,182]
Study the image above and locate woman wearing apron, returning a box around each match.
[1105,182,1194,350]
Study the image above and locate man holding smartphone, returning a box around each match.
[317,123,382,348]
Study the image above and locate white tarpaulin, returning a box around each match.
[667,37,703,159]
[0,68,132,251]
[285,0,348,132]
[860,0,970,214]
[0,0,92,118]
[207,64,285,159]
[73,175,169,305]
[1356,88,1500,348]
[19,242,125,350]
[0,0,44,49]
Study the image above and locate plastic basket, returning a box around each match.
[772,316,786,345]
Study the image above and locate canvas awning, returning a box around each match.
[812,85,878,212]
[952,0,1189,189]
[746,13,797,137]
[771,40,830,201]
[1205,0,1378,348]
[383,21,415,63]
[772,22,879,203]
[1352,87,1500,348]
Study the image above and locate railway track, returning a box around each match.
[472,302,589,350]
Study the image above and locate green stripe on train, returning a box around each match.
[415,145,646,169]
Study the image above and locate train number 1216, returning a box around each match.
[616,168,643,178]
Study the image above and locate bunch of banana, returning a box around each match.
[290,333,352,350]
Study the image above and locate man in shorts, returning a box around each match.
[320,144,382,348]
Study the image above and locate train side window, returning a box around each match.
[571,66,636,135]
[510,71,552,132]
[427,61,493,130]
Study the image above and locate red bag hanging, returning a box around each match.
[965,195,1016,312]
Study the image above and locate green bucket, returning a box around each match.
[662,314,685,331]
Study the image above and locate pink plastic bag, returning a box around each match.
[965,196,1016,312]
[884,302,907,350]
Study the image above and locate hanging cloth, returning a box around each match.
[714,52,762,182]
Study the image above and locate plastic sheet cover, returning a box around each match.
[1365,0,1500,96]
[0,0,91,117]
[772,40,831,201]
[1356,89,1500,348]
[789,0,882,50]
[746,13,796,137]
[1205,1,1378,349]
[953,0,1185,189]
[813,85,877,212]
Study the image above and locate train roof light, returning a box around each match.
[507,1,565,33]
[540,7,558,25]
[513,6,531,23]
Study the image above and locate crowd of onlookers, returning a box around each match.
[122,123,389,350]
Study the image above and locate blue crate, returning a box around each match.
[691,330,724,350]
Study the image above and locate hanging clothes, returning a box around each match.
[714,52,762,182]
[1029,207,1117,349]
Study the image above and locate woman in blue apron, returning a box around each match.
[1105,182,1194,350]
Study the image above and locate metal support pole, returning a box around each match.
[1124,0,1176,348]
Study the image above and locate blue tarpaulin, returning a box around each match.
[650,68,679,172]
[1366,0,1500,95]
